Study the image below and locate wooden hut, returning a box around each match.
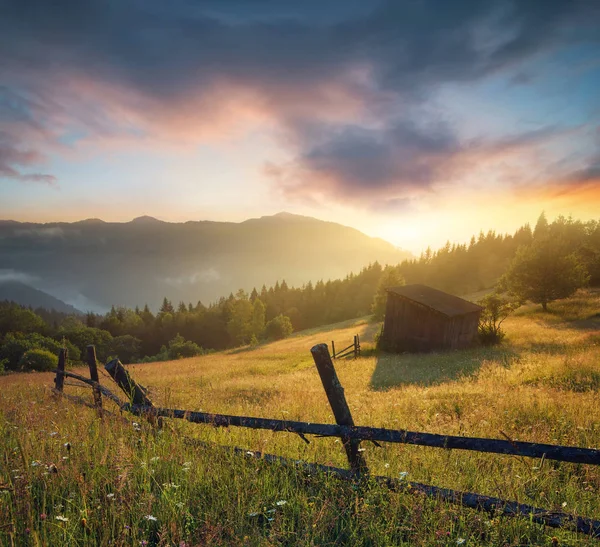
[381,284,482,352]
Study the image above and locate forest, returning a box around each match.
[1,213,599,370]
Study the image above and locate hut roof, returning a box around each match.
[386,284,482,318]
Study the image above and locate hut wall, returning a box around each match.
[382,295,447,352]
[382,295,480,352]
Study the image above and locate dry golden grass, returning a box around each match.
[1,289,599,545]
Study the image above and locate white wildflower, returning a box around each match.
[55,515,69,522]
[456,539,465,545]
[399,471,409,479]
[106,493,115,499]
[150,456,159,462]
[144,515,157,521]
[384,463,390,468]
[562,501,567,508]
[276,500,287,506]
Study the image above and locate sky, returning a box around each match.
[1,0,599,253]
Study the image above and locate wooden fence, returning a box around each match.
[331,334,361,359]
[53,343,600,539]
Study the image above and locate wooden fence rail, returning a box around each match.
[52,342,600,539]
[332,334,360,359]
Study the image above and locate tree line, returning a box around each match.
[1,213,598,370]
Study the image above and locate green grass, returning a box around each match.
[1,289,599,545]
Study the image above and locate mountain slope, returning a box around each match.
[0,281,82,314]
[0,213,411,312]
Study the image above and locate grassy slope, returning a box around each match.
[0,290,599,545]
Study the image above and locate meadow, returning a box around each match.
[1,290,599,546]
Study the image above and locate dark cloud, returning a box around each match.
[1,0,598,195]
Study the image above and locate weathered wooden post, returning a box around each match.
[105,358,158,425]
[54,348,67,392]
[356,334,361,357]
[310,343,368,475]
[105,358,154,408]
[353,335,358,358]
[86,345,103,411]
[331,340,336,359]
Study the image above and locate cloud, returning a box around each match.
[1,0,598,197]
[164,268,221,287]
[0,269,38,284]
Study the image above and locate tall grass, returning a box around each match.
[1,290,599,545]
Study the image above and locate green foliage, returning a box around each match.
[264,314,293,341]
[107,334,141,364]
[477,293,518,346]
[0,303,46,336]
[0,332,81,370]
[0,358,6,374]
[371,266,405,320]
[167,334,203,359]
[55,326,113,362]
[502,238,589,311]
[18,348,58,372]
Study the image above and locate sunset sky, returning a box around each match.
[1,0,599,253]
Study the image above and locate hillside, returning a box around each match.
[0,213,410,312]
[0,281,82,315]
[1,289,599,544]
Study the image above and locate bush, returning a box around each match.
[477,293,518,346]
[18,348,58,372]
[0,332,81,370]
[264,315,293,341]
[167,334,203,359]
[0,333,34,370]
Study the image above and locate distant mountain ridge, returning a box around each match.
[0,213,411,312]
[0,281,82,314]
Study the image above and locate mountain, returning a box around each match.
[0,281,82,314]
[0,213,411,312]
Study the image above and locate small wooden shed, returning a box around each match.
[380,284,482,352]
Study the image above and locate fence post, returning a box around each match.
[54,348,67,392]
[331,340,336,359]
[353,335,358,358]
[105,358,154,408]
[310,343,368,475]
[86,345,103,412]
[356,334,361,357]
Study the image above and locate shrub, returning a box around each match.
[264,315,293,341]
[18,348,58,372]
[167,334,203,359]
[477,293,518,346]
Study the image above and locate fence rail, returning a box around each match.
[332,334,361,359]
[52,342,600,539]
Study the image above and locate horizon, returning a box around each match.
[0,209,559,255]
[2,1,599,253]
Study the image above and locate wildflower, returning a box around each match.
[456,539,466,545]
[81,517,87,528]
[399,471,409,479]
[55,516,69,522]
[384,463,390,468]
[107,493,115,499]
[276,500,287,506]
[144,515,157,521]
[150,456,160,462]
[562,501,567,508]
[25,528,30,534]
[40,513,47,521]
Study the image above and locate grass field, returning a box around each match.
[1,289,599,545]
